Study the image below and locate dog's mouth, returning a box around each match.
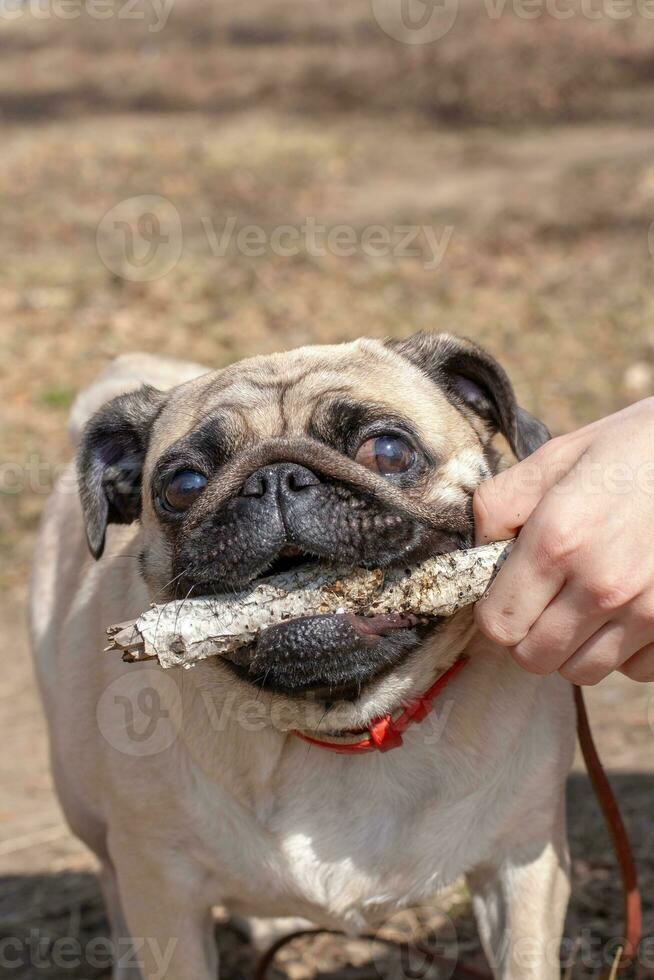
[195,542,457,706]
[256,544,319,580]
[190,545,322,596]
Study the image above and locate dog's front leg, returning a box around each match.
[467,826,570,980]
[109,841,218,980]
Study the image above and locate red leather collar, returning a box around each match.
[293,656,468,755]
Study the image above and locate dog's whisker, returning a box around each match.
[100,555,141,562]
[255,667,271,702]
[172,584,196,638]
[151,568,192,647]
[315,706,330,734]
[156,568,190,601]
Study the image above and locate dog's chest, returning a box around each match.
[192,743,501,928]
[259,805,460,926]
[171,661,572,928]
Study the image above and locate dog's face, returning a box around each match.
[78,334,547,729]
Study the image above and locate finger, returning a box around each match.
[510,581,610,675]
[620,644,654,682]
[559,621,640,686]
[473,433,589,545]
[474,518,567,647]
[560,588,654,684]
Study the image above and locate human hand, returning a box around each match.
[473,398,654,683]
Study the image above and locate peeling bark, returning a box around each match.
[106,540,513,669]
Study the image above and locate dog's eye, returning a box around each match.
[162,470,207,512]
[354,435,415,476]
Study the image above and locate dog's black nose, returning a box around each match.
[240,463,321,500]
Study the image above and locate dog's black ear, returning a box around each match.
[388,332,550,460]
[77,385,166,559]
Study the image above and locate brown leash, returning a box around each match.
[254,684,642,979]
[574,685,642,971]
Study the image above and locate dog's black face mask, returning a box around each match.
[168,454,462,700]
[78,333,549,703]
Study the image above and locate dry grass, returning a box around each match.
[4,103,654,589]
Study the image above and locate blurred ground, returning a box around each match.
[1,1,654,977]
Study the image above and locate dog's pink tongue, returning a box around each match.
[343,611,426,643]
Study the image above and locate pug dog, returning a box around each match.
[30,334,575,980]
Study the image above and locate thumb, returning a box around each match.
[473,437,580,544]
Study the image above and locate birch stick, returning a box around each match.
[106,540,513,669]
